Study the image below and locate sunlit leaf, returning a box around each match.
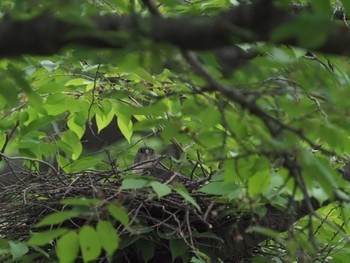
[59,130,82,160]
[79,226,101,262]
[36,211,79,227]
[57,231,79,263]
[28,229,69,246]
[150,181,172,198]
[96,220,119,257]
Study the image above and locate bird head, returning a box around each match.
[134,146,156,164]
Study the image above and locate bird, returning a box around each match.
[132,146,181,182]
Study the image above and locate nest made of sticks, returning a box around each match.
[0,168,236,247]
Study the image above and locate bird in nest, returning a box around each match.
[132,146,185,182]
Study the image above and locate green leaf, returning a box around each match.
[223,159,239,182]
[119,235,142,250]
[136,239,155,263]
[300,150,336,198]
[169,239,188,261]
[272,14,330,49]
[198,107,221,130]
[135,68,156,84]
[67,112,87,139]
[60,130,82,160]
[65,78,91,86]
[117,114,133,144]
[79,225,101,262]
[248,170,271,197]
[96,101,115,133]
[120,178,149,190]
[66,156,102,171]
[0,131,6,151]
[96,220,119,257]
[96,111,115,133]
[44,94,68,116]
[343,1,350,17]
[21,115,56,135]
[251,256,276,263]
[113,103,134,143]
[36,211,79,227]
[40,60,60,72]
[0,78,19,108]
[174,185,201,211]
[191,257,207,263]
[310,0,331,13]
[8,64,44,109]
[27,228,68,246]
[150,181,172,198]
[108,204,130,226]
[60,198,102,206]
[0,238,9,251]
[246,226,282,242]
[57,231,79,263]
[9,241,29,260]
[199,181,239,195]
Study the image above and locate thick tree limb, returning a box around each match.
[0,1,350,57]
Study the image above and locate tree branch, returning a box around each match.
[1,1,350,57]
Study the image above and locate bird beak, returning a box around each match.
[145,149,150,155]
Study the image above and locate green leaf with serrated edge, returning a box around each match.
[79,226,101,262]
[57,231,79,263]
[27,229,68,246]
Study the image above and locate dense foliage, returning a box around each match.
[0,0,350,262]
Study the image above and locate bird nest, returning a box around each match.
[0,168,244,261]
